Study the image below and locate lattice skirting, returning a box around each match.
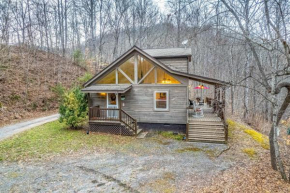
[89,123,134,136]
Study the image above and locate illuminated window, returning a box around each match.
[156,67,180,84]
[137,55,154,82]
[154,91,169,111]
[96,70,116,84]
[95,54,181,85]
[140,68,155,84]
[119,56,135,82]
[118,70,131,84]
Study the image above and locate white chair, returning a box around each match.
[192,101,204,117]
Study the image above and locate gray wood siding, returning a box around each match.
[158,58,188,73]
[90,93,106,108]
[121,85,187,124]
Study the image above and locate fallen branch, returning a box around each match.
[216,146,231,158]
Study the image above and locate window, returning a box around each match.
[119,56,135,82]
[137,55,154,82]
[154,91,169,111]
[95,54,181,85]
[156,67,181,84]
[118,70,131,84]
[96,70,116,84]
[140,68,155,84]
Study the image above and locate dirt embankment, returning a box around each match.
[0,46,86,126]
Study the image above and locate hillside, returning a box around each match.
[0,46,87,126]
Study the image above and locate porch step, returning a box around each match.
[187,120,226,143]
[137,131,147,139]
[189,122,224,126]
[136,128,143,135]
[188,130,225,135]
[188,138,226,144]
[189,126,225,130]
[188,134,225,138]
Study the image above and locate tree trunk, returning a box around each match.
[270,75,287,180]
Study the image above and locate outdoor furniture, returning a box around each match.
[192,101,204,118]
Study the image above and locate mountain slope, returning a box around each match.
[0,46,86,126]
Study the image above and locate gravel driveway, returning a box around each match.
[0,114,59,141]
[0,135,231,193]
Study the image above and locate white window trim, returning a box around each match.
[154,91,169,111]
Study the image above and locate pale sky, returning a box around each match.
[153,0,169,14]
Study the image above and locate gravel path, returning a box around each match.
[0,136,232,192]
[0,114,59,141]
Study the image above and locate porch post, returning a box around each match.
[222,86,226,107]
[88,93,92,107]
[119,93,122,121]
[221,86,228,141]
[214,85,219,112]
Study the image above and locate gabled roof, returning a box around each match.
[83,46,228,87]
[143,48,191,58]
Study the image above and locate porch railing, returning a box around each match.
[89,107,137,135]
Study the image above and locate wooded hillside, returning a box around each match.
[0,46,86,126]
[1,0,290,182]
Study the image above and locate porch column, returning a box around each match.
[88,93,92,107]
[221,86,226,107]
[214,85,219,112]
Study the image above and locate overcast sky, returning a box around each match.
[153,0,169,14]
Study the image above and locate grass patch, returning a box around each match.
[227,119,270,150]
[227,119,250,131]
[152,138,172,145]
[0,121,134,161]
[175,147,216,158]
[147,172,176,193]
[158,131,184,141]
[244,129,270,150]
[175,147,201,153]
[242,148,257,158]
[7,172,20,178]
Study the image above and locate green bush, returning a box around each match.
[59,87,88,128]
[78,72,93,84]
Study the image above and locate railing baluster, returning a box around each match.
[90,108,137,134]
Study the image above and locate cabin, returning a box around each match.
[82,46,228,143]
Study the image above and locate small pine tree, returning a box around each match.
[73,49,83,66]
[59,87,88,128]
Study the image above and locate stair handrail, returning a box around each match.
[119,109,137,135]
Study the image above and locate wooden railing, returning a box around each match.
[120,109,138,135]
[213,100,228,141]
[89,107,137,135]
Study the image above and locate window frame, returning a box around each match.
[153,90,169,111]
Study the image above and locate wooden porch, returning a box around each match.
[88,107,142,136]
[186,86,228,143]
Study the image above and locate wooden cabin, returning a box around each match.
[82,46,228,143]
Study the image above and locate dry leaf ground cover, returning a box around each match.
[0,46,86,127]
[0,120,289,192]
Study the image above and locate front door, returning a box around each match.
[107,93,118,118]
